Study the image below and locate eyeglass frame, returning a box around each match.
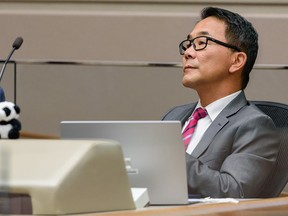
[179,35,241,55]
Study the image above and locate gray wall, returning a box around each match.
[0,1,288,136]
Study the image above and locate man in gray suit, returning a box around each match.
[162,7,279,198]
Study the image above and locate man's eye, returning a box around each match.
[196,40,206,46]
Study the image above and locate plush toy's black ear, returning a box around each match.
[3,107,11,116]
[14,105,20,114]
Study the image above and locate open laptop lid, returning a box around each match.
[60,121,189,205]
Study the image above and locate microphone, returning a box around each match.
[0,37,23,82]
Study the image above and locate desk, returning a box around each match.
[82,196,288,216]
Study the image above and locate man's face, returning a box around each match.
[182,16,235,91]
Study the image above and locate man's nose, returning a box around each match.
[184,46,196,59]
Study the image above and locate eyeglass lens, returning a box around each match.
[179,37,208,55]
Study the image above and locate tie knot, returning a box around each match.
[192,107,207,121]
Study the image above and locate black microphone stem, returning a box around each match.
[0,37,23,83]
[0,47,17,82]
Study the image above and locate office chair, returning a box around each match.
[252,101,288,197]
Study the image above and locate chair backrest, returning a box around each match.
[252,101,288,197]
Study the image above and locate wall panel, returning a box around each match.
[0,1,287,137]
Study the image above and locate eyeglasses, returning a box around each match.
[179,36,241,55]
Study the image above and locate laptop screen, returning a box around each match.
[60,120,189,205]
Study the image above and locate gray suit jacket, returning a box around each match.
[162,92,280,198]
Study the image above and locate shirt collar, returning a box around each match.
[196,90,242,121]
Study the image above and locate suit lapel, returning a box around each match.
[181,106,195,126]
[177,103,197,126]
[191,115,228,158]
[191,92,248,158]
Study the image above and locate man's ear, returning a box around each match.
[229,52,247,73]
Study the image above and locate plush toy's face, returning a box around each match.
[0,101,20,122]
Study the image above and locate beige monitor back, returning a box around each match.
[0,139,135,215]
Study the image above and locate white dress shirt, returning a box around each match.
[185,91,242,154]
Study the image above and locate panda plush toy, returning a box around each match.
[0,101,21,139]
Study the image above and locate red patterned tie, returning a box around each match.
[182,107,207,150]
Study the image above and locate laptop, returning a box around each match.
[60,120,189,205]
